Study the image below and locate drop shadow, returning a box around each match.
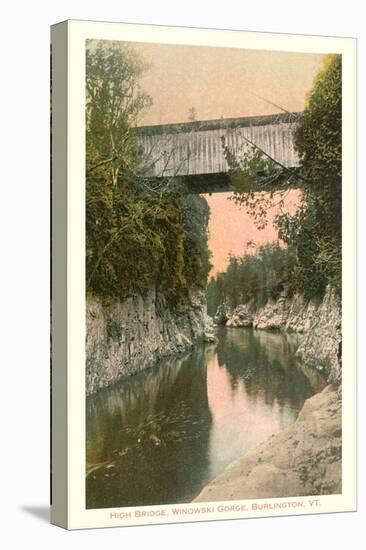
[20,505,50,523]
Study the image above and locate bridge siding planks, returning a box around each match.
[137,116,299,184]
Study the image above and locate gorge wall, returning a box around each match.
[215,286,341,384]
[86,288,215,395]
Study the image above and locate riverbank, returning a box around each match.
[86,288,215,395]
[194,384,341,502]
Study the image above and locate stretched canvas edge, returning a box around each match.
[51,19,357,530]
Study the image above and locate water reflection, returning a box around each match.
[207,328,325,479]
[86,327,325,509]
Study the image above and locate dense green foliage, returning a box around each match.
[274,54,342,299]
[86,42,211,306]
[291,54,342,296]
[207,243,297,316]
[295,55,342,198]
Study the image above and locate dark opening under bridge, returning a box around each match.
[137,112,301,194]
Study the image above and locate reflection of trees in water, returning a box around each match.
[216,327,321,412]
[86,346,212,508]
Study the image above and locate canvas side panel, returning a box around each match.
[51,20,68,529]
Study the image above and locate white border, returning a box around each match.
[65,20,356,529]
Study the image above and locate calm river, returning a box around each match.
[86,327,325,509]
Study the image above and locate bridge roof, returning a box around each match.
[137,111,301,136]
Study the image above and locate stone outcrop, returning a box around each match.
[194,385,341,502]
[253,293,318,332]
[225,303,253,328]
[295,290,342,384]
[86,288,215,395]
[215,286,341,384]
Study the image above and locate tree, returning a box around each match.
[291,54,342,295]
[86,41,152,186]
[207,243,298,316]
[295,55,341,198]
[295,55,342,228]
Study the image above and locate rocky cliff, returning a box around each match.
[215,286,341,384]
[86,288,215,395]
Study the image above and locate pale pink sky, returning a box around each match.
[133,43,325,125]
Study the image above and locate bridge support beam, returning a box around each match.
[143,170,301,195]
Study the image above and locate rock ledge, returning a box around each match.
[194,385,341,502]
